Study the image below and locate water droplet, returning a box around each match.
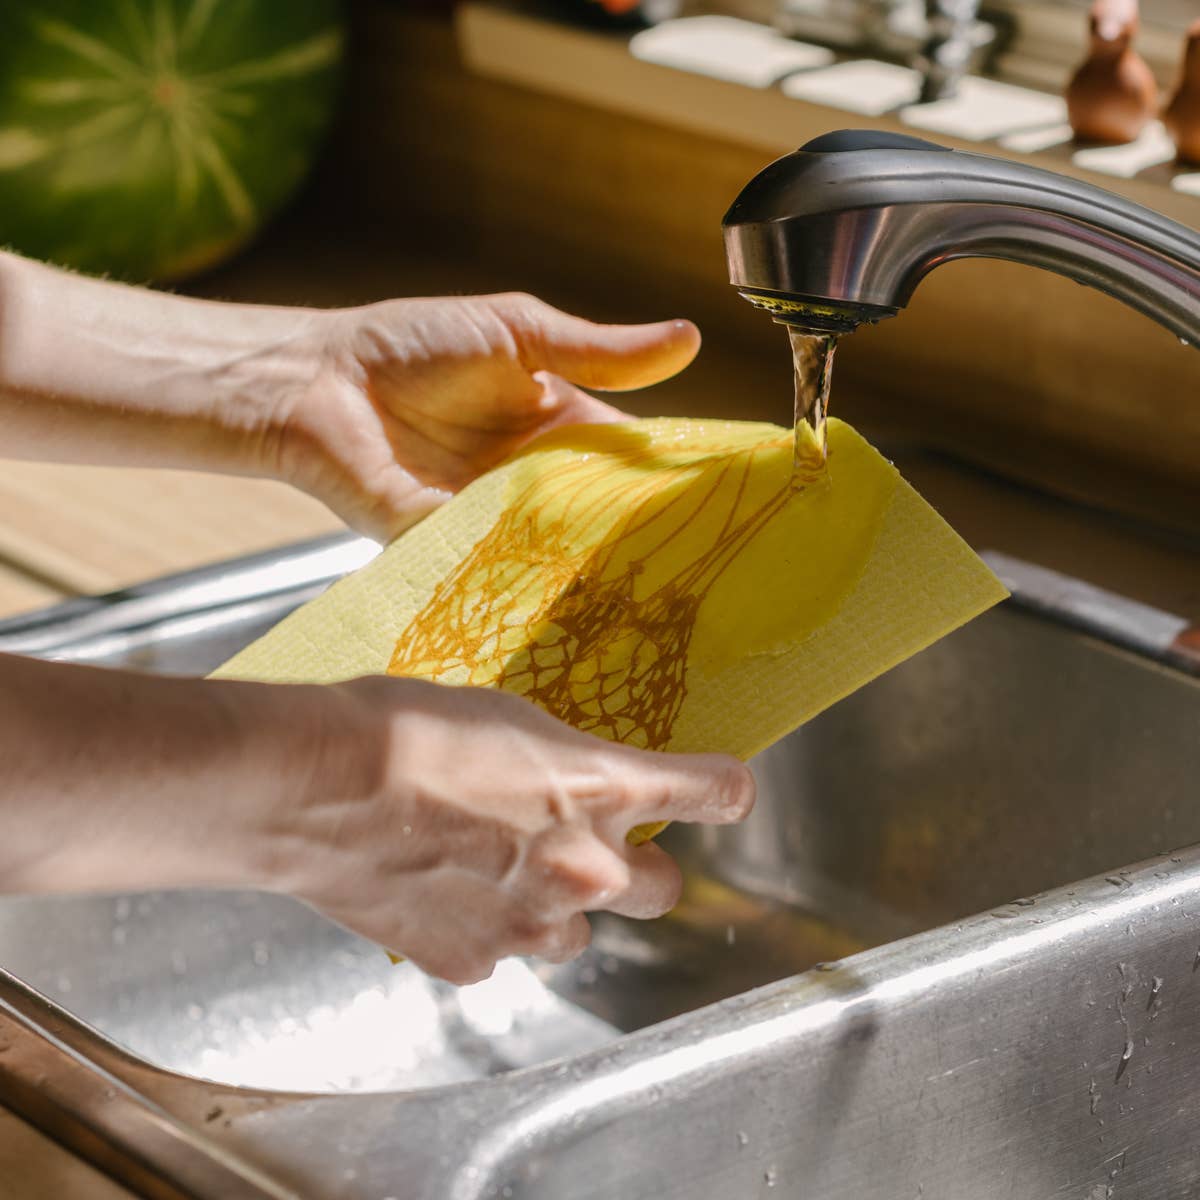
[736,1130,749,1148]
[402,825,413,836]
[726,925,736,946]
[1115,1038,1133,1083]
[764,1167,777,1188]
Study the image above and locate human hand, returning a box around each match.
[276,675,755,985]
[270,293,701,542]
[0,258,698,533]
[0,653,750,986]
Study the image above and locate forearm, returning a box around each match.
[0,653,343,895]
[0,251,324,473]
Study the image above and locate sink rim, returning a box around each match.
[3,534,1200,1197]
[8,840,1200,1198]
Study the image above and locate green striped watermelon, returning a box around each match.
[0,0,344,281]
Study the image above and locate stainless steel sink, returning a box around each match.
[2,534,1199,1198]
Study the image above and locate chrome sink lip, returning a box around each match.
[1,531,1194,676]
[8,842,1200,1199]
[0,532,379,662]
[241,844,1200,1199]
[4,535,1200,1197]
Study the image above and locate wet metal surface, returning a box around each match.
[2,536,1199,1197]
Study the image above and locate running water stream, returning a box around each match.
[788,326,838,483]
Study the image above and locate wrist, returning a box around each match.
[1,665,377,900]
[225,677,391,898]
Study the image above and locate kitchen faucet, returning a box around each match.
[722,129,1200,344]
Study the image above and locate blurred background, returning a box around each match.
[0,0,1197,625]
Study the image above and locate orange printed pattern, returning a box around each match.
[388,429,822,756]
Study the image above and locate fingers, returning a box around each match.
[493,293,701,392]
[509,911,593,963]
[605,840,683,919]
[526,831,631,910]
[612,750,757,831]
[398,910,593,983]
[406,949,496,988]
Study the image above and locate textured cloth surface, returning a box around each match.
[214,418,1007,769]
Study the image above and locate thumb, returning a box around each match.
[494,293,701,391]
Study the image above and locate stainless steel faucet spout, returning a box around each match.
[723,129,1200,343]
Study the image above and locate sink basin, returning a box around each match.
[2,534,1199,1198]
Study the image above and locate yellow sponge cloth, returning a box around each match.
[213,418,1006,830]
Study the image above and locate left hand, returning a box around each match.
[270,293,701,541]
[0,256,698,541]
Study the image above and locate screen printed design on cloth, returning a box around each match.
[212,417,1008,827]
[388,427,829,756]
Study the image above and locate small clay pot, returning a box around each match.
[1164,19,1200,164]
[1066,0,1159,144]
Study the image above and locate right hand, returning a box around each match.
[276,676,756,985]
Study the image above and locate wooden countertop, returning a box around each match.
[0,463,342,621]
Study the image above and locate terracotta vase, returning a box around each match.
[1164,19,1200,164]
[1066,0,1159,144]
